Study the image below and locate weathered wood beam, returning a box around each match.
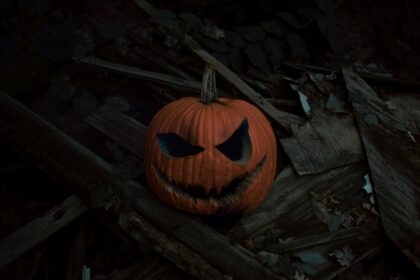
[228,163,367,240]
[86,110,147,159]
[78,56,203,93]
[280,113,364,175]
[324,242,384,280]
[342,68,420,268]
[267,222,380,253]
[0,92,284,280]
[284,61,420,90]
[0,195,87,269]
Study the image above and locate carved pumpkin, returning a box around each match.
[144,66,277,215]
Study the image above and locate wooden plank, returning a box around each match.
[0,92,284,280]
[267,222,380,253]
[284,61,420,90]
[281,112,364,175]
[86,110,147,159]
[107,254,192,280]
[0,195,87,269]
[79,56,203,93]
[117,210,224,279]
[121,180,285,280]
[228,163,367,240]
[342,68,420,268]
[132,0,305,131]
[323,242,384,280]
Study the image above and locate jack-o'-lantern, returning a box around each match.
[144,65,277,215]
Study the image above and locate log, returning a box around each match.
[0,92,284,280]
[0,195,87,269]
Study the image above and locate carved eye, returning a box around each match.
[216,119,252,164]
[158,133,205,158]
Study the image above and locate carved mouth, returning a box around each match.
[152,156,266,204]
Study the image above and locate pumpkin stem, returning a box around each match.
[201,64,218,104]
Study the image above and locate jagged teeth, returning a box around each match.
[153,156,266,202]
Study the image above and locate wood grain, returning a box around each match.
[0,195,87,269]
[281,112,364,175]
[343,68,420,268]
[0,91,284,280]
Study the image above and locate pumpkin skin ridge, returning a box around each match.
[155,100,203,186]
[171,101,202,186]
[153,101,189,182]
[223,100,277,211]
[224,102,267,183]
[211,103,255,186]
[182,103,202,191]
[150,155,267,214]
[144,96,277,214]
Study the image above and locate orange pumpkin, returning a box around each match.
[144,65,277,215]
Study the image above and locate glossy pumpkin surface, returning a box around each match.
[144,96,277,215]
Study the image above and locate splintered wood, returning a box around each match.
[343,68,420,268]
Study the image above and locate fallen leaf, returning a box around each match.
[312,198,331,224]
[258,251,280,267]
[356,212,367,225]
[363,113,379,126]
[290,84,311,116]
[292,271,309,280]
[361,174,375,204]
[327,94,346,113]
[202,24,225,40]
[329,245,355,267]
[328,212,342,231]
[341,213,355,228]
[294,250,327,266]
